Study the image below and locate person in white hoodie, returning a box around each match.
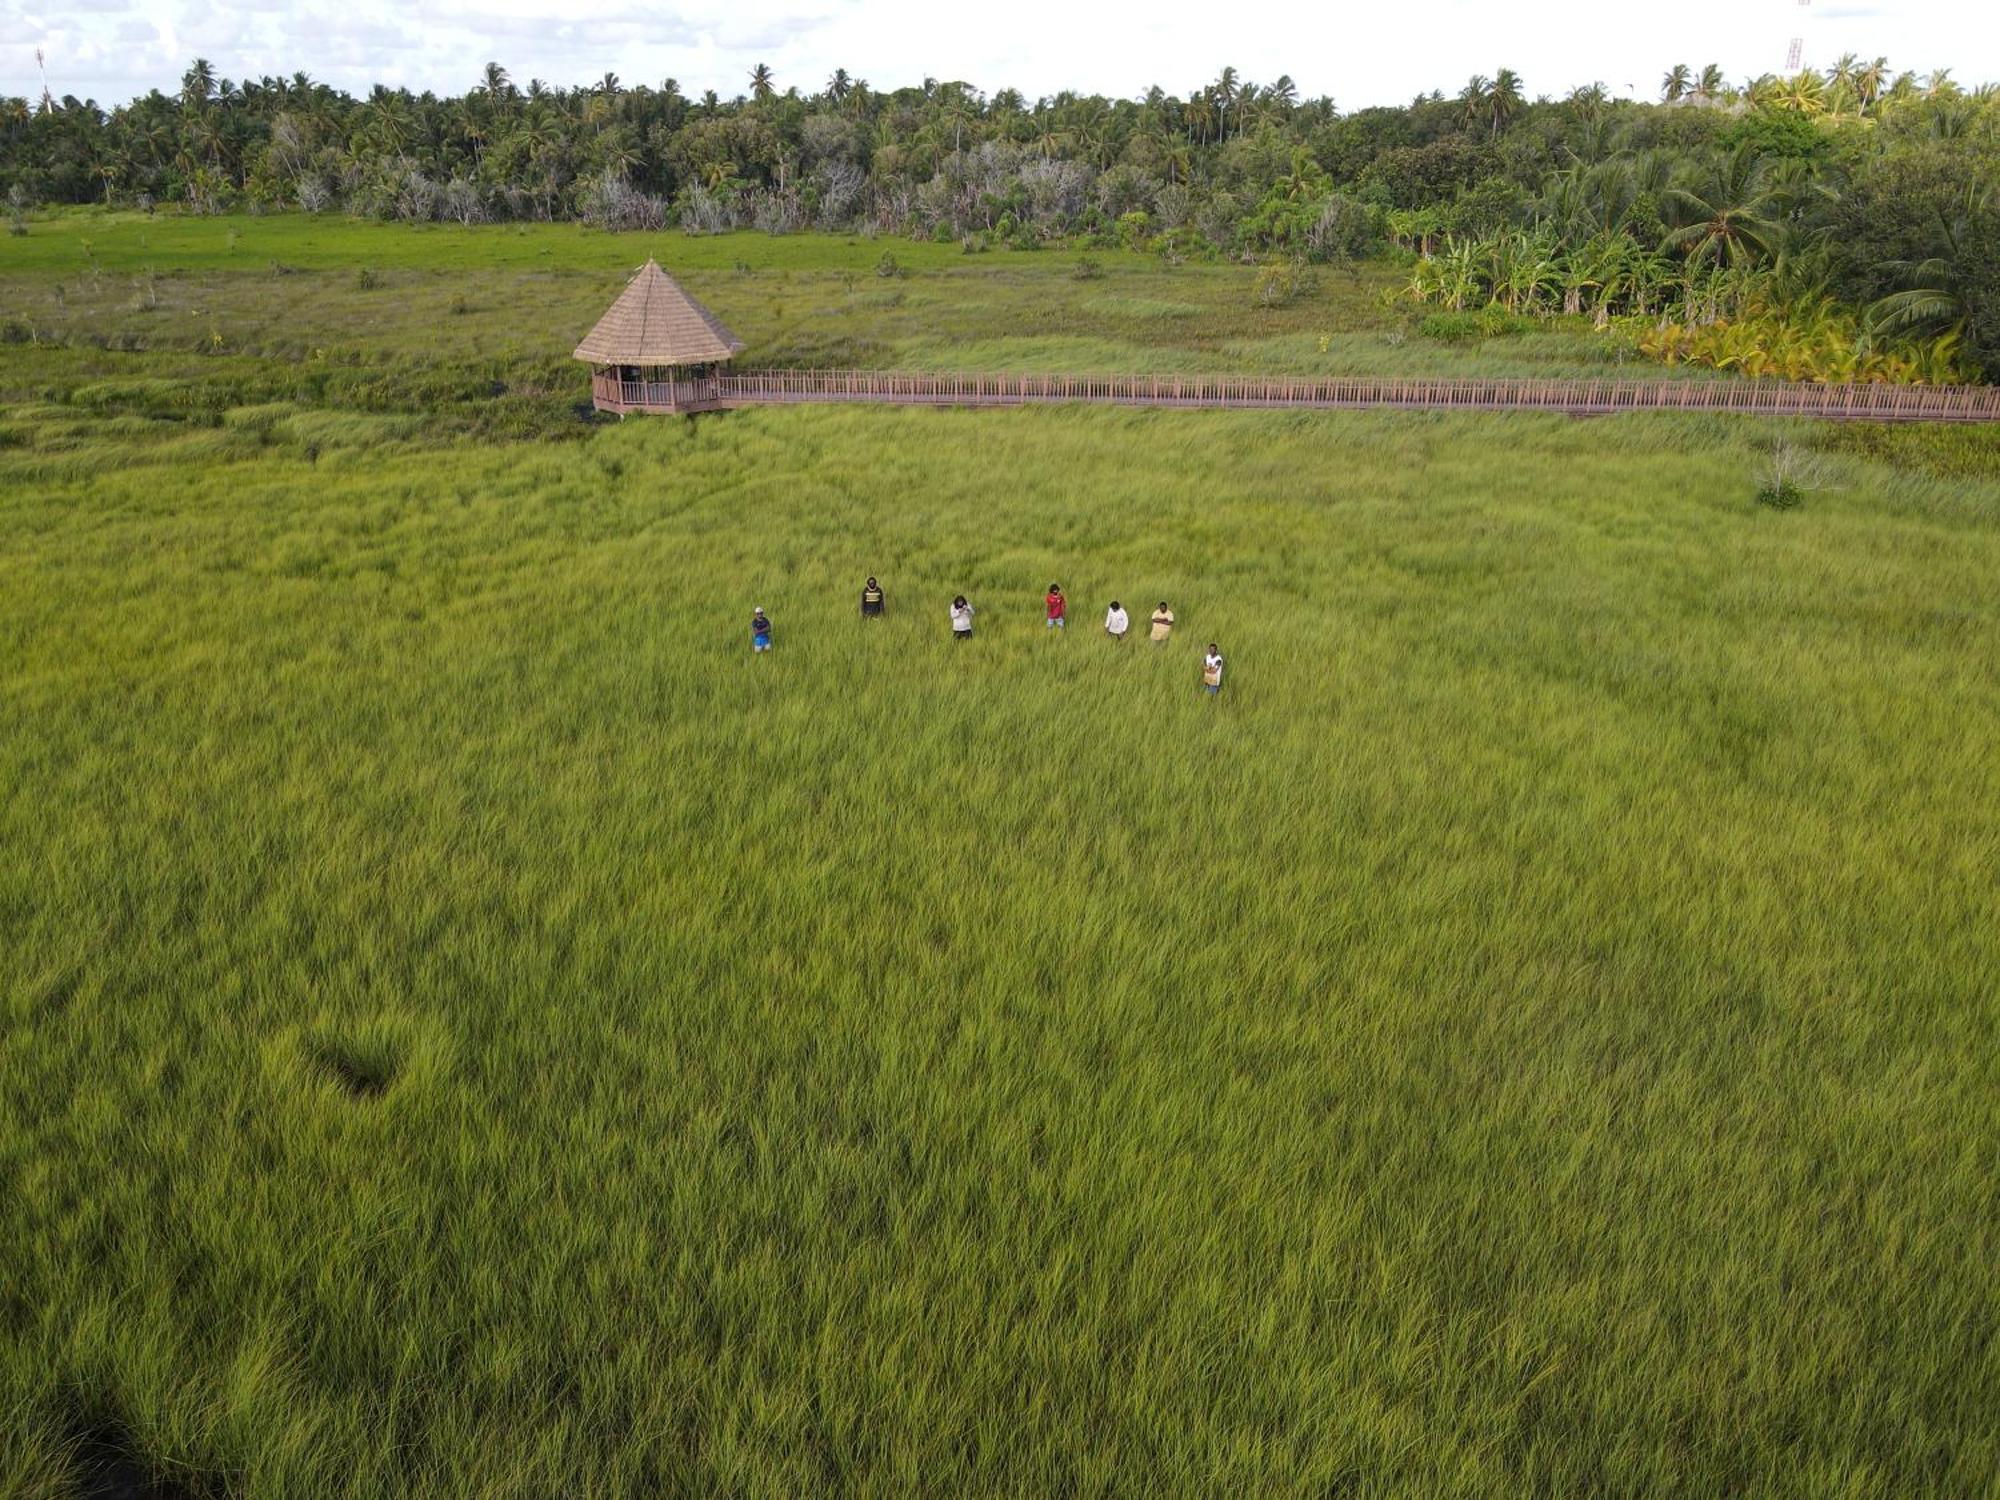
[950,595,976,640]
[1104,600,1129,642]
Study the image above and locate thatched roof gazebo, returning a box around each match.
[575,259,746,414]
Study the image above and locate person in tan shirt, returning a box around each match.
[1149,601,1175,644]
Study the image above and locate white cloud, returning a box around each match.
[3,0,1996,108]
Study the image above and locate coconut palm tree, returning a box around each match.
[1489,69,1524,136]
[1782,70,1826,114]
[826,68,851,104]
[749,64,775,103]
[1697,64,1727,101]
[1855,57,1889,110]
[1866,180,1989,337]
[1662,146,1782,269]
[1662,64,1692,102]
[1213,66,1240,138]
[482,63,511,106]
[181,58,217,111]
[1459,75,1491,130]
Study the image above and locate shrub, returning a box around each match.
[1757,477,1804,510]
[355,268,380,291]
[1418,310,1484,343]
[1252,258,1317,307]
[1071,257,1103,282]
[874,251,902,279]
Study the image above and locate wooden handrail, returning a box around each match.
[591,368,1999,421]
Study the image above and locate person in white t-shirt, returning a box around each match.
[1104,600,1129,642]
[950,595,975,640]
[1202,644,1224,695]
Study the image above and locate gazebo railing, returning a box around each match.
[590,369,2000,422]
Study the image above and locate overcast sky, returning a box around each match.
[5,0,1996,111]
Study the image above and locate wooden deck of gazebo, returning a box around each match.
[591,368,2000,423]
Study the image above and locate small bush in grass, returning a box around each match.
[874,251,901,279]
[1757,477,1804,510]
[1072,256,1104,282]
[1757,441,1826,510]
[355,267,380,291]
[1252,258,1316,307]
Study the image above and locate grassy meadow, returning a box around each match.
[3,216,1999,1498]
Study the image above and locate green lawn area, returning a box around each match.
[4,208,1684,386]
[2,219,1997,1498]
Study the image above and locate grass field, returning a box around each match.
[3,217,1999,1498]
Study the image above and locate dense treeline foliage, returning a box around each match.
[4,58,1998,375]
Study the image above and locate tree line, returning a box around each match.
[4,58,1998,376]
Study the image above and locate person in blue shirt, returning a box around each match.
[751,606,772,653]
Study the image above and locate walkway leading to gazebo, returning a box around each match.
[592,368,2000,423]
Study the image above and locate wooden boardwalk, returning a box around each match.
[591,369,2000,422]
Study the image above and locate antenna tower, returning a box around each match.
[1786,0,1810,72]
[36,48,54,113]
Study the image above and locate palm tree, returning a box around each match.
[1855,57,1889,110]
[482,62,511,106]
[1185,91,1216,145]
[1213,66,1240,138]
[749,64,775,103]
[1924,68,1958,100]
[1662,146,1783,269]
[1459,76,1491,130]
[1488,68,1524,135]
[1697,63,1727,101]
[826,68,851,104]
[1783,71,1826,114]
[180,58,217,111]
[1662,64,1692,103]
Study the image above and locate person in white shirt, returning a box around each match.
[1202,644,1224,695]
[1104,600,1129,642]
[950,595,975,640]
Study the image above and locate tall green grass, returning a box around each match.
[2,394,1996,1496]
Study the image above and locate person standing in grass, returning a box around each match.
[1150,600,1175,645]
[1202,643,1224,695]
[1045,584,1067,630]
[1104,600,1129,642]
[860,576,885,617]
[751,606,773,653]
[951,595,975,641]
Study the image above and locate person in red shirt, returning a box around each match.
[1044,583,1066,630]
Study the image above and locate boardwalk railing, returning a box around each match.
[592,369,2000,422]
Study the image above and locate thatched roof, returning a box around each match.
[572,260,746,367]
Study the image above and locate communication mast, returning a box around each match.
[36,47,55,113]
[1786,0,1810,72]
